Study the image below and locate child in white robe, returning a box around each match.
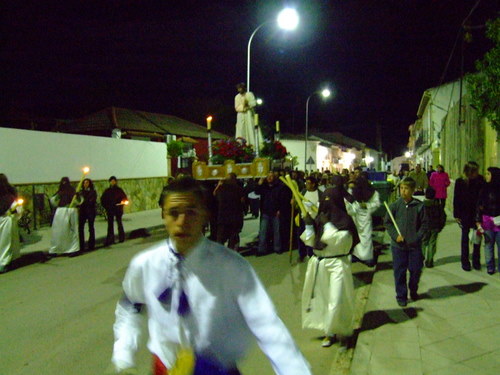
[300,186,359,347]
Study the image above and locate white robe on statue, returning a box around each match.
[0,206,21,268]
[234,91,263,149]
[345,191,381,262]
[50,207,79,254]
[300,223,355,337]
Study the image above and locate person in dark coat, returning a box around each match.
[385,178,428,307]
[255,172,286,255]
[101,176,128,246]
[476,166,500,274]
[213,173,245,250]
[77,178,97,251]
[453,161,486,271]
[422,186,446,268]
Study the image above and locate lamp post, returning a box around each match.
[246,8,299,91]
[305,88,331,172]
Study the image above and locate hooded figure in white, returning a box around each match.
[345,176,381,265]
[300,186,359,346]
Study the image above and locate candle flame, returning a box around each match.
[17,198,24,205]
[83,166,90,174]
[122,200,129,206]
[206,116,213,121]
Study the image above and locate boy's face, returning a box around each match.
[400,184,415,201]
[162,192,207,255]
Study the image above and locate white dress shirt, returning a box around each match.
[112,237,311,374]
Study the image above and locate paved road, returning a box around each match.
[0,218,372,375]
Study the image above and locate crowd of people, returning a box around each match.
[1,160,499,374]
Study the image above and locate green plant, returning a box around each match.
[466,16,500,137]
[167,139,185,158]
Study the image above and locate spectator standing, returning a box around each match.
[453,162,486,271]
[255,172,284,255]
[77,178,97,252]
[426,165,436,179]
[213,173,245,250]
[429,164,450,208]
[422,186,446,268]
[476,167,500,275]
[101,176,128,246]
[408,164,428,196]
[384,178,428,307]
[110,177,311,375]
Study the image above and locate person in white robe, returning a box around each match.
[234,82,263,149]
[345,176,381,266]
[0,194,22,273]
[300,186,359,348]
[111,177,311,375]
[49,177,80,256]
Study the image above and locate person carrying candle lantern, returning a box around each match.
[0,173,22,274]
[109,176,311,375]
[101,176,128,246]
[77,178,97,252]
[234,82,262,149]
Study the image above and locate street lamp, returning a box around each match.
[305,88,331,172]
[247,8,299,91]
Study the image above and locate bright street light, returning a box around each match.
[277,8,299,30]
[247,8,299,91]
[305,87,332,172]
[256,98,263,105]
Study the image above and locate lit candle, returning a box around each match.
[276,121,280,132]
[254,113,259,126]
[206,116,212,131]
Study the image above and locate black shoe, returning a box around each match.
[472,263,481,270]
[487,270,495,275]
[462,263,471,271]
[397,300,407,307]
[410,292,419,301]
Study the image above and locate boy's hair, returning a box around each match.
[400,177,416,189]
[425,186,436,199]
[158,176,208,210]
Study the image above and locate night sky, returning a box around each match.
[2,0,498,156]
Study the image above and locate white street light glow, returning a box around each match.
[277,8,299,30]
[321,89,331,98]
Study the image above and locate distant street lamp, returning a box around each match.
[305,88,331,172]
[256,98,263,105]
[247,8,299,91]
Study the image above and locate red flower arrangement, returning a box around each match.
[260,140,288,160]
[211,137,254,164]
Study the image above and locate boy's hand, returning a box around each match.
[396,235,405,243]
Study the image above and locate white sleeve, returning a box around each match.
[237,267,312,375]
[366,191,381,214]
[246,92,257,109]
[111,260,146,371]
[300,225,315,247]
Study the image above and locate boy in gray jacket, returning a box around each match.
[384,178,429,307]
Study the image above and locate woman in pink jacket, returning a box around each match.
[429,164,450,208]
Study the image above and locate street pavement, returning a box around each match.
[3,208,500,375]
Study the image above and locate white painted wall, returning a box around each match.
[0,127,168,184]
[280,139,319,171]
